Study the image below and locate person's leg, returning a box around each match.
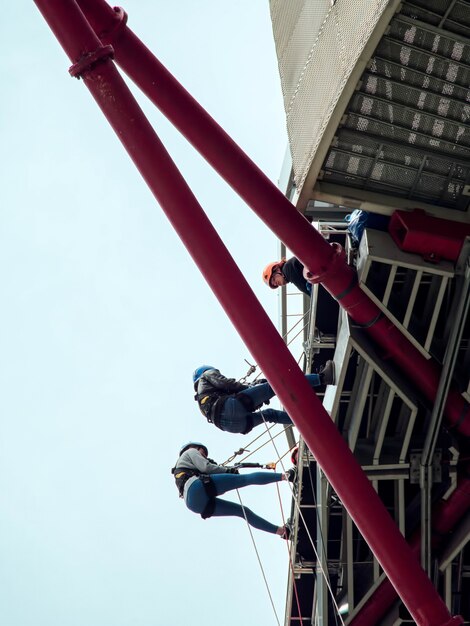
[317,360,335,385]
[306,373,321,387]
[211,497,280,534]
[211,471,283,496]
[241,381,275,408]
[243,375,322,411]
[250,407,292,427]
[187,474,289,536]
[218,374,325,434]
[185,479,209,514]
[218,397,252,433]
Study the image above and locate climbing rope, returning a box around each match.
[227,427,341,626]
[227,432,306,626]
[222,424,287,466]
[305,461,344,626]
[237,305,310,391]
[263,421,346,626]
[276,481,306,624]
[223,424,275,463]
[235,489,282,626]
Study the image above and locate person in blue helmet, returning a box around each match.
[171,442,294,538]
[193,363,335,434]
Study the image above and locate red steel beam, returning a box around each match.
[34,2,462,625]
[75,0,470,437]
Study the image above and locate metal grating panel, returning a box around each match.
[349,93,470,147]
[361,73,470,125]
[369,56,470,102]
[376,37,470,88]
[344,113,470,156]
[323,129,470,209]
[400,2,470,40]
[316,7,470,211]
[389,17,470,63]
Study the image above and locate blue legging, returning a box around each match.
[186,472,283,534]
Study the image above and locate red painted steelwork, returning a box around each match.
[389,209,470,263]
[73,0,470,437]
[433,469,470,538]
[349,468,470,626]
[34,2,462,624]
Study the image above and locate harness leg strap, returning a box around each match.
[200,474,217,519]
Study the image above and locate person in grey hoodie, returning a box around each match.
[171,442,294,538]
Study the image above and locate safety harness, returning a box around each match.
[193,389,227,429]
[194,389,257,434]
[171,466,217,519]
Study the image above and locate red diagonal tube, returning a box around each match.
[74,0,470,436]
[33,2,462,625]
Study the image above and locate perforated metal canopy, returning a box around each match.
[270,0,470,220]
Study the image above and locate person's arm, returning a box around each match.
[203,369,248,392]
[184,449,230,475]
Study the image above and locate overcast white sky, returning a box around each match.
[0,2,303,625]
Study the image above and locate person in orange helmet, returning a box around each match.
[262,257,311,296]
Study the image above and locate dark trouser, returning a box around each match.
[218,374,321,434]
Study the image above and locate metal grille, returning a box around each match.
[376,38,470,88]
[408,0,465,15]
[344,113,470,157]
[400,2,470,40]
[316,6,470,211]
[362,72,470,125]
[369,57,470,102]
[389,17,470,63]
[324,128,470,199]
[349,93,470,147]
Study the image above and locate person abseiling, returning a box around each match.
[193,364,335,434]
[171,442,294,538]
[262,257,311,296]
